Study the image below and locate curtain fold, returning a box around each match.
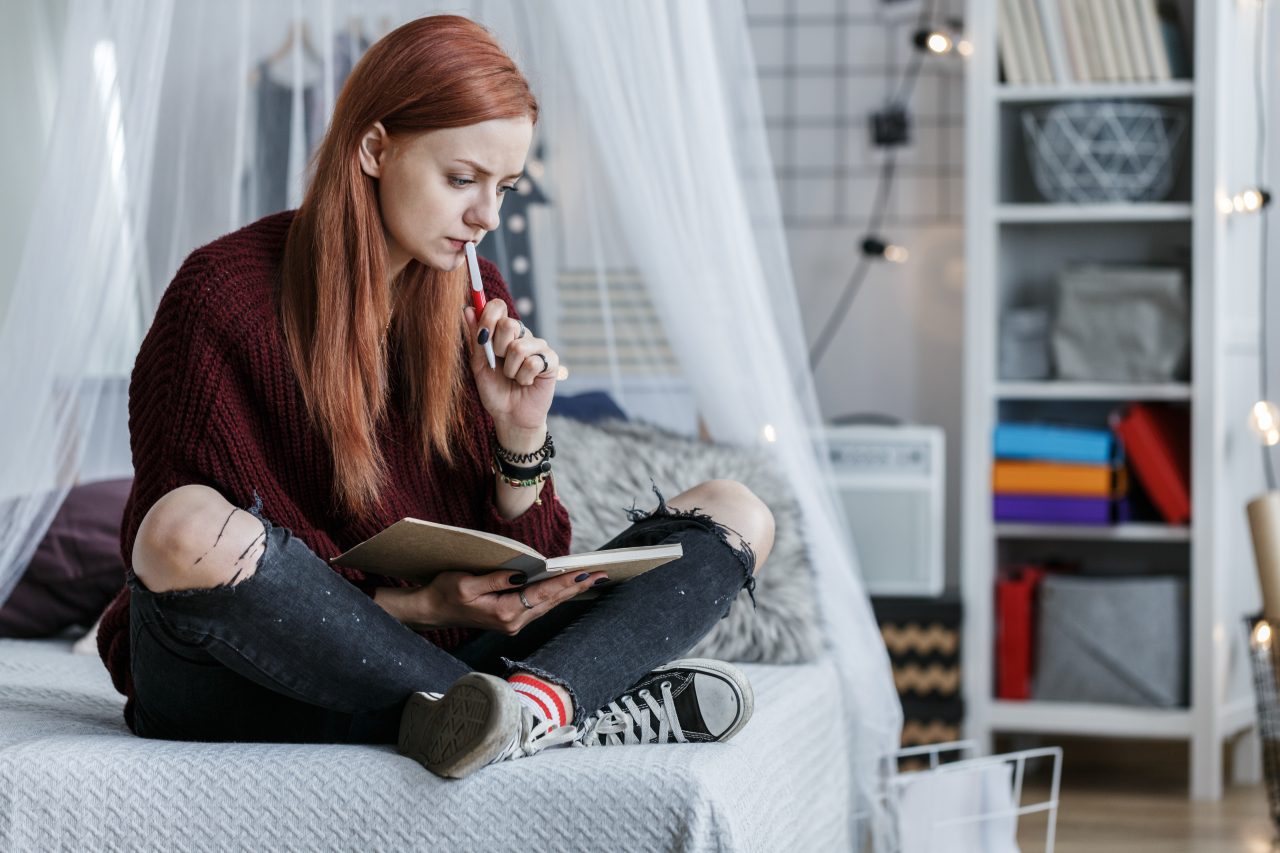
[544,3,901,844]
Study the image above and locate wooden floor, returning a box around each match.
[1005,737,1277,852]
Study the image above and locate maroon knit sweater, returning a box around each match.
[97,210,572,706]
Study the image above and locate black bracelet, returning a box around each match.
[493,453,552,480]
[493,429,555,464]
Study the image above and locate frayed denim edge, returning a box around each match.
[126,489,272,603]
[625,481,758,607]
[498,656,586,725]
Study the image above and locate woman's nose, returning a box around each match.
[466,196,501,233]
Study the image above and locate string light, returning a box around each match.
[1251,400,1280,447]
[911,19,970,57]
[1254,620,1273,650]
[862,236,910,264]
[762,423,778,443]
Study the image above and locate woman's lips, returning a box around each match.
[447,238,465,251]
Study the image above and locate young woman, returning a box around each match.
[96,15,775,779]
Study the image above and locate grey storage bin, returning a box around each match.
[1034,574,1187,707]
[1051,265,1190,383]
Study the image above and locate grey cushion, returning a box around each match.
[549,415,820,664]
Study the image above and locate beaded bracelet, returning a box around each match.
[490,457,551,505]
[493,429,555,465]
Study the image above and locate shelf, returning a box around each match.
[996,381,1193,401]
[996,203,1194,223]
[996,81,1195,102]
[987,700,1192,738]
[995,522,1192,542]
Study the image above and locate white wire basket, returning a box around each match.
[880,739,1063,853]
[1020,101,1188,204]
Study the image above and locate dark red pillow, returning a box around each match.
[0,478,133,638]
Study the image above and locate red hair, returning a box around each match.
[280,15,538,519]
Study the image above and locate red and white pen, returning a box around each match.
[464,241,496,369]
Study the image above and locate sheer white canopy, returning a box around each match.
[0,1,900,843]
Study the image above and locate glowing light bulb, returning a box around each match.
[884,244,910,263]
[1250,400,1280,446]
[1217,194,1236,215]
[955,39,974,57]
[926,32,952,53]
[762,424,778,443]
[1254,620,1272,648]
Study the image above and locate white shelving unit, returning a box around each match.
[962,0,1270,799]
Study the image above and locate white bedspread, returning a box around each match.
[0,639,854,852]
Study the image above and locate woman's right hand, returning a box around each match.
[375,569,607,635]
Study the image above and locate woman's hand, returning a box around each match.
[378,570,608,635]
[464,301,561,435]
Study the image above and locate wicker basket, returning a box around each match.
[1020,101,1187,204]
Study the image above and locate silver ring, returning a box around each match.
[535,353,549,374]
[518,589,534,609]
[517,321,527,339]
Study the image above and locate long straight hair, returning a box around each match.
[280,16,538,520]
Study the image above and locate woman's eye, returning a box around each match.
[449,177,474,188]
[498,184,517,195]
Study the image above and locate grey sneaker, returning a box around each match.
[577,658,754,747]
[398,672,576,779]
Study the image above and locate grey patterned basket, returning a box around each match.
[1021,101,1188,203]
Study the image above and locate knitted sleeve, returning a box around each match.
[472,257,573,559]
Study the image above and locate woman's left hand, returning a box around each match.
[464,301,561,433]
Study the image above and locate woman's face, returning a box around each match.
[358,116,534,276]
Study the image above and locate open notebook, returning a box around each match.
[330,517,682,585]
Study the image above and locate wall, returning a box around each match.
[746,0,967,590]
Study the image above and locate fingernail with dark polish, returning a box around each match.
[478,328,490,345]
[575,572,590,582]
[509,573,527,586]
[593,577,610,586]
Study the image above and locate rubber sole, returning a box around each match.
[397,673,521,779]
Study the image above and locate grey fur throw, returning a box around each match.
[547,415,820,664]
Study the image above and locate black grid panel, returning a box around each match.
[746,0,965,229]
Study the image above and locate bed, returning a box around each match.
[0,637,853,851]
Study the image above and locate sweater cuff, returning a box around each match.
[482,476,573,557]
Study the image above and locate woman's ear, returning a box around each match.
[357,121,389,178]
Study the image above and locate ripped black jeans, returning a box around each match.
[126,486,757,743]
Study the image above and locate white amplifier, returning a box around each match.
[824,425,945,597]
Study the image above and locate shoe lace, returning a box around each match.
[492,704,579,763]
[577,681,686,747]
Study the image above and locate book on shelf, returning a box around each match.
[1113,403,1191,525]
[330,517,683,587]
[994,493,1130,525]
[1119,0,1153,80]
[1088,0,1122,81]
[1021,0,1056,83]
[1033,0,1073,82]
[1137,0,1172,80]
[997,0,1028,84]
[993,459,1127,497]
[1001,0,1038,84]
[993,422,1116,464]
[1057,0,1092,82]
[995,566,1048,700]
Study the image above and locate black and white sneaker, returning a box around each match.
[576,658,754,747]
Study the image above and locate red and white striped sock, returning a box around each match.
[508,673,569,728]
